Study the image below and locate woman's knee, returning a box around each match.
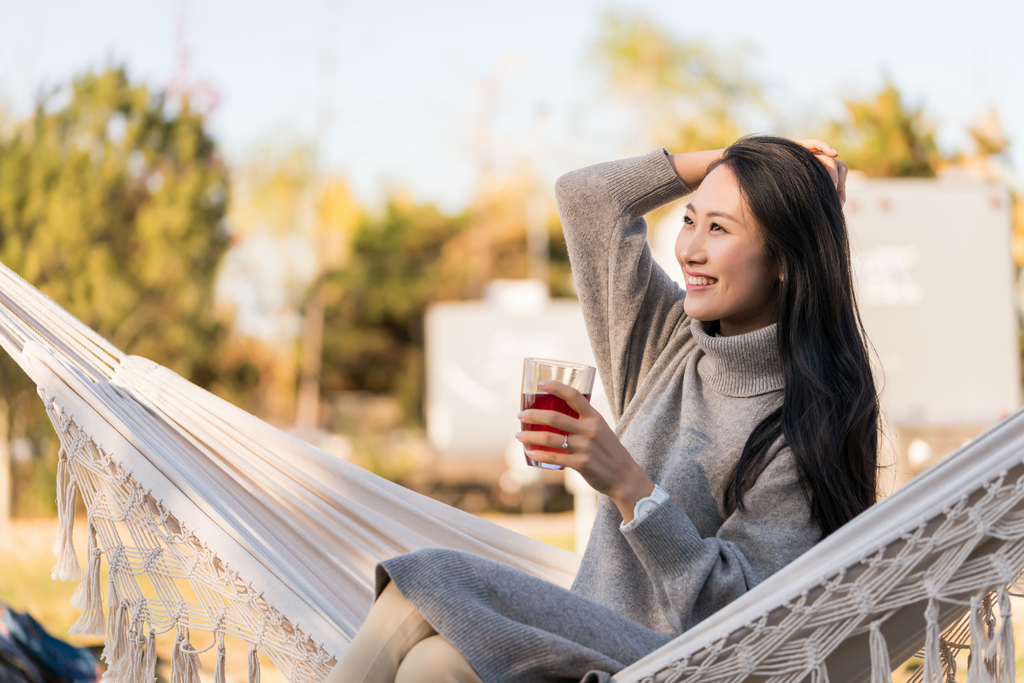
[394,635,483,683]
[325,582,436,683]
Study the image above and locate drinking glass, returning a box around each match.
[521,358,596,469]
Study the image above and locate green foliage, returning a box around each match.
[319,189,571,423]
[321,198,469,420]
[824,82,946,177]
[592,10,763,152]
[0,65,229,516]
[0,66,229,368]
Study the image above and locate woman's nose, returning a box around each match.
[678,230,707,265]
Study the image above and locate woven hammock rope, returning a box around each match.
[49,404,334,680]
[2,256,1024,682]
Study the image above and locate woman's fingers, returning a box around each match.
[518,407,576,432]
[813,153,839,186]
[536,380,594,416]
[517,433,577,469]
[836,160,848,207]
[795,138,839,157]
[517,430,570,452]
[836,159,848,187]
[523,447,569,468]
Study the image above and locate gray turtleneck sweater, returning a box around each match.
[379,148,821,683]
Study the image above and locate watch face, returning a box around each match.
[636,500,658,518]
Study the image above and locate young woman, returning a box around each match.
[327,136,879,683]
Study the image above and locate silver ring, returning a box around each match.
[562,433,569,450]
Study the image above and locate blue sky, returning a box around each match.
[2,0,1021,210]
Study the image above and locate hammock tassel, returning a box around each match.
[171,628,202,683]
[869,621,893,683]
[51,448,81,581]
[989,586,1015,683]
[170,630,183,683]
[101,576,123,659]
[101,599,131,680]
[141,628,157,683]
[214,632,226,683]
[68,525,104,636]
[922,598,942,683]
[122,627,145,683]
[969,594,994,683]
[248,644,261,683]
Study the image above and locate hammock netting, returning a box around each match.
[1,259,1023,683]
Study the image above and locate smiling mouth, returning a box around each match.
[686,276,717,287]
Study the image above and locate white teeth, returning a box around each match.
[687,276,715,286]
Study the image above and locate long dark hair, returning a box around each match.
[713,136,879,537]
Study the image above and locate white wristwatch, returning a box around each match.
[632,484,670,524]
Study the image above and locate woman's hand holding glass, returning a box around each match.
[516,380,655,523]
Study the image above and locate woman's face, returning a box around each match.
[675,164,779,337]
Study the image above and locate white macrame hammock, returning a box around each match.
[1,260,1023,683]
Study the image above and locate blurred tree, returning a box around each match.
[318,177,570,425]
[294,176,361,434]
[218,145,363,429]
[592,10,765,153]
[217,145,317,424]
[824,81,946,177]
[0,66,229,528]
[320,197,469,422]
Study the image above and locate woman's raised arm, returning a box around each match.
[668,139,847,206]
[554,149,692,421]
[666,148,726,190]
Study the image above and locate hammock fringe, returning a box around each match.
[142,628,158,683]
[214,632,226,683]
[51,447,81,581]
[170,627,202,683]
[923,598,942,683]
[997,587,1015,682]
[123,627,144,683]
[102,599,130,680]
[869,621,893,683]
[248,644,261,683]
[969,594,993,682]
[68,523,104,636]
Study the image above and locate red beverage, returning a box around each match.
[520,358,596,470]
[520,392,592,456]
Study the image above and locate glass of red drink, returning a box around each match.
[521,358,596,469]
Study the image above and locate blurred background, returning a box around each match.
[0,0,1022,679]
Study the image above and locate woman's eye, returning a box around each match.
[682,215,694,226]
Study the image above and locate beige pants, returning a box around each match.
[326,582,484,683]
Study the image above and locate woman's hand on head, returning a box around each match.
[516,380,655,523]
[794,138,848,207]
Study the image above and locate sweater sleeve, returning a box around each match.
[554,149,692,421]
[619,449,821,633]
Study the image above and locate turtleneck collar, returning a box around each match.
[691,318,784,398]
